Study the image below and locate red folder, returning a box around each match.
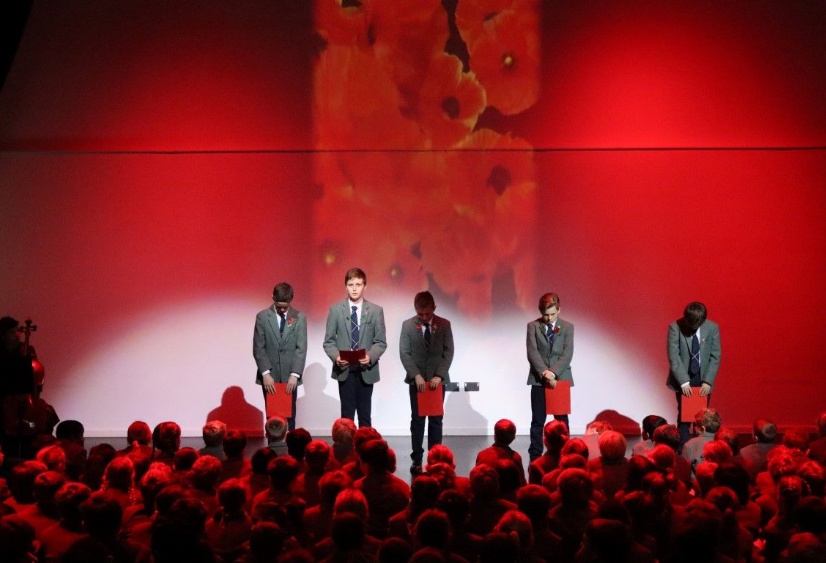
[266,383,294,419]
[339,349,366,364]
[417,384,444,417]
[544,380,571,415]
[680,391,708,422]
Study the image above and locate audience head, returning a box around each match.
[172,447,199,472]
[816,411,826,438]
[152,421,181,454]
[783,426,812,452]
[102,455,135,492]
[126,420,152,446]
[426,444,456,469]
[648,444,677,473]
[578,518,633,562]
[264,416,288,442]
[331,418,357,447]
[410,475,441,513]
[358,439,392,473]
[557,468,594,506]
[250,447,277,475]
[286,427,312,462]
[437,489,471,531]
[318,470,352,505]
[217,478,247,515]
[652,424,682,451]
[597,430,627,462]
[469,463,500,500]
[35,444,67,474]
[753,418,778,443]
[713,462,752,506]
[333,488,369,521]
[493,419,517,445]
[56,419,85,443]
[413,508,451,549]
[641,415,668,440]
[694,408,722,434]
[189,455,222,491]
[201,420,226,447]
[516,484,551,523]
[479,531,519,563]
[81,491,123,540]
[8,460,48,504]
[585,420,612,435]
[304,439,331,472]
[222,429,247,459]
[703,439,733,464]
[0,517,36,563]
[797,460,826,497]
[266,455,301,491]
[54,482,92,524]
[543,420,569,453]
[561,437,590,460]
[714,426,740,456]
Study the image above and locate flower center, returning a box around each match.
[501,53,516,71]
[441,96,461,119]
[487,165,512,195]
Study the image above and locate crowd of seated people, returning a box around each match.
[0,410,825,562]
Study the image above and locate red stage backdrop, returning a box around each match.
[1,1,824,436]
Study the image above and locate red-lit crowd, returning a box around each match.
[1,409,826,563]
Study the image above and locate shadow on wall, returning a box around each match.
[205,386,264,437]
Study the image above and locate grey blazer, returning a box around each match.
[253,306,308,385]
[526,318,574,386]
[399,314,454,384]
[323,299,387,384]
[666,319,721,391]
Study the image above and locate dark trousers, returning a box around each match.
[530,385,569,460]
[409,384,445,463]
[261,386,299,431]
[339,370,374,427]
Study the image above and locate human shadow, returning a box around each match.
[206,386,265,437]
[586,409,641,436]
[295,362,341,432]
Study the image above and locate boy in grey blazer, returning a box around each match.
[323,267,387,427]
[399,291,454,473]
[253,282,308,430]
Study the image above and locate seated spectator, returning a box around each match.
[0,517,38,563]
[582,420,613,460]
[16,470,63,535]
[547,468,599,561]
[206,478,252,562]
[528,420,569,485]
[220,429,252,483]
[437,489,483,563]
[331,417,358,466]
[516,484,563,562]
[99,455,138,510]
[797,460,825,497]
[252,455,303,514]
[82,443,117,491]
[117,420,153,459]
[54,420,88,482]
[311,488,380,560]
[388,475,440,542]
[189,455,223,518]
[264,416,289,456]
[632,415,668,458]
[81,491,149,562]
[426,444,470,494]
[577,517,656,563]
[702,439,733,465]
[806,411,826,467]
[354,439,411,538]
[475,419,526,486]
[150,496,214,563]
[466,463,516,536]
[411,509,466,562]
[652,424,692,484]
[713,461,761,536]
[4,459,48,514]
[739,417,779,476]
[199,420,227,461]
[285,427,312,467]
[293,439,332,507]
[478,531,519,563]
[241,447,277,512]
[37,481,91,563]
[587,430,630,499]
[302,469,352,546]
[342,426,383,482]
[681,408,722,475]
[122,463,173,536]
[151,421,181,467]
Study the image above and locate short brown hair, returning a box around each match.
[344,267,366,285]
[538,293,560,312]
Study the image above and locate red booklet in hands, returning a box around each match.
[266,383,294,419]
[680,391,708,422]
[339,349,366,364]
[544,380,571,415]
[417,384,444,416]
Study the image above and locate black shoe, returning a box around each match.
[410,462,423,475]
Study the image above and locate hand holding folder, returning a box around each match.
[544,380,571,415]
[417,384,444,416]
[339,349,366,365]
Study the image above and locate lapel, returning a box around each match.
[267,308,282,342]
